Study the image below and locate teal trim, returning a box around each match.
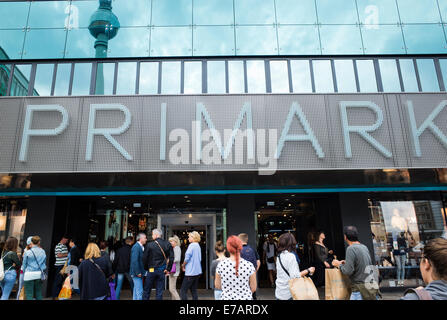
[1,186,447,197]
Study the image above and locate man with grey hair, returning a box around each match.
[130,232,147,300]
[142,228,174,300]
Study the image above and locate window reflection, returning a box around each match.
[194,0,234,25]
[139,62,159,95]
[277,25,320,55]
[53,63,71,96]
[379,59,401,92]
[440,59,447,91]
[28,0,70,28]
[23,29,66,59]
[228,61,244,94]
[115,62,136,95]
[313,60,334,93]
[416,59,440,92]
[403,24,447,54]
[65,28,95,58]
[161,61,180,94]
[95,63,115,95]
[34,64,54,97]
[193,26,235,56]
[320,25,363,55]
[396,0,441,23]
[184,61,202,94]
[0,1,30,28]
[152,0,192,26]
[246,60,265,94]
[270,61,289,94]
[236,26,277,55]
[0,64,11,96]
[111,0,151,27]
[71,63,91,96]
[290,60,312,93]
[356,60,377,92]
[275,0,317,24]
[0,30,26,60]
[361,24,405,55]
[399,59,419,92]
[234,0,275,25]
[334,60,356,93]
[151,27,192,57]
[207,61,226,94]
[108,27,149,58]
[357,0,400,24]
[316,0,359,24]
[10,64,31,97]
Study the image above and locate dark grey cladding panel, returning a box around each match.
[0,98,23,172]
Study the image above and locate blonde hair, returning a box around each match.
[169,235,181,247]
[189,231,201,243]
[84,242,101,260]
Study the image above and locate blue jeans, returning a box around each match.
[143,268,166,300]
[350,291,380,300]
[131,276,143,300]
[1,270,17,300]
[115,273,133,300]
[395,255,406,281]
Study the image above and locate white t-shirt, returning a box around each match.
[275,251,301,300]
[263,242,276,259]
[216,258,255,300]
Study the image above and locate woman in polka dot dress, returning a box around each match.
[215,235,257,300]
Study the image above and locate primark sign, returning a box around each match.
[0,94,446,175]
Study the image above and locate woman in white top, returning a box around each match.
[168,235,182,300]
[215,235,257,300]
[275,233,315,300]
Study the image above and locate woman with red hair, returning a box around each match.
[215,236,257,300]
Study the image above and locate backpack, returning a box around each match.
[404,288,433,300]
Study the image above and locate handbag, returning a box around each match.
[30,248,47,281]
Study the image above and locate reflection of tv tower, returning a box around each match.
[88,0,120,94]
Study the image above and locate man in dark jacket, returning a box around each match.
[239,233,260,299]
[113,236,134,300]
[130,233,147,300]
[142,228,174,300]
[68,239,82,267]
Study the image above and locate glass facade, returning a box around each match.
[0,199,28,246]
[0,0,446,60]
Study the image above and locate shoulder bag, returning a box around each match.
[0,251,13,281]
[30,249,47,281]
[154,240,175,273]
[89,258,113,299]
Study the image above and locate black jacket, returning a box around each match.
[78,255,113,300]
[113,244,132,273]
[69,245,82,267]
[142,238,174,272]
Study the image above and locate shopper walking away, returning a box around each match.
[78,243,113,300]
[168,235,181,300]
[262,234,277,288]
[130,233,147,300]
[275,233,315,300]
[401,238,447,300]
[215,235,256,300]
[180,231,202,300]
[1,237,21,300]
[22,236,47,300]
[52,235,69,300]
[113,236,134,300]
[239,233,260,299]
[210,241,226,300]
[332,226,380,300]
[142,228,174,300]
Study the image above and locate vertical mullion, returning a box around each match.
[287,59,293,93]
[413,58,422,92]
[50,63,58,96]
[309,59,316,93]
[6,64,15,96]
[373,58,383,92]
[434,58,446,92]
[225,60,229,94]
[243,59,248,93]
[180,60,185,94]
[265,59,272,93]
[68,63,75,96]
[113,62,118,95]
[330,59,338,93]
[135,61,141,95]
[158,61,162,94]
[202,60,207,94]
[27,63,37,96]
[90,61,97,95]
[353,59,360,93]
[396,58,405,92]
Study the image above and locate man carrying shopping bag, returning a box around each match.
[332,226,381,300]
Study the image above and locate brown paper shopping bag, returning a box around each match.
[289,276,320,300]
[325,268,351,300]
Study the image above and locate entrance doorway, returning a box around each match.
[159,213,216,289]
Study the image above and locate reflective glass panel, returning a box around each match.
[379,59,401,92]
[278,25,320,55]
[234,0,275,24]
[53,63,71,96]
[290,60,312,93]
[193,26,235,56]
[161,61,181,94]
[0,64,11,96]
[23,29,66,59]
[151,27,192,57]
[184,61,202,94]
[34,64,54,97]
[236,26,277,55]
[275,0,317,24]
[71,63,92,96]
[246,60,265,93]
[11,65,31,97]
[334,60,356,93]
[28,1,70,28]
[320,25,363,55]
[65,28,95,58]
[403,24,447,54]
[207,61,226,94]
[95,63,114,95]
[399,59,418,92]
[116,62,137,95]
[72,0,98,28]
[313,60,334,93]
[440,59,447,91]
[152,0,192,26]
[316,0,359,24]
[270,60,289,94]
[108,27,149,57]
[439,0,447,23]
[110,0,150,27]
[0,1,30,28]
[139,62,159,94]
[356,0,400,24]
[193,0,234,25]
[0,30,25,60]
[362,24,405,54]
[356,60,378,92]
[397,0,441,23]
[416,59,440,92]
[228,61,244,94]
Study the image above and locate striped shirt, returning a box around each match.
[54,243,68,266]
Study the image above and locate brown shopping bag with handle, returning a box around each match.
[289,276,319,300]
[325,268,351,300]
